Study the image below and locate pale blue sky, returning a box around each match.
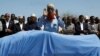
[0,0,100,18]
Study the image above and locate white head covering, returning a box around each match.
[47,3,55,8]
[18,16,23,19]
[31,13,36,17]
[85,15,89,20]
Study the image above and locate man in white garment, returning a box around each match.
[38,3,64,32]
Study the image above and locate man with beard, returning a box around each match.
[38,3,64,32]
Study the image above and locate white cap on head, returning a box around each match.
[85,15,89,19]
[47,3,55,8]
[31,13,36,17]
[18,16,23,19]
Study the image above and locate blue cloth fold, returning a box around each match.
[0,30,100,56]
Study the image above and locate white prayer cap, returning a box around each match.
[85,15,89,19]
[18,16,23,19]
[31,13,36,17]
[47,3,55,8]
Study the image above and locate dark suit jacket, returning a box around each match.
[14,23,26,33]
[2,20,14,36]
[25,22,40,31]
[74,22,89,35]
[0,19,4,37]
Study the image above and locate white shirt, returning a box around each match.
[51,17,58,28]
[41,25,44,31]
[6,21,9,29]
[20,24,23,30]
[0,21,3,31]
[43,16,59,32]
[80,23,83,30]
[92,24,94,28]
[93,24,98,32]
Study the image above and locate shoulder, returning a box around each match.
[15,23,19,25]
[38,16,47,21]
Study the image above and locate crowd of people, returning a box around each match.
[0,3,100,38]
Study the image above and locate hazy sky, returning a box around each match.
[0,0,100,17]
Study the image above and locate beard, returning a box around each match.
[47,12,56,21]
